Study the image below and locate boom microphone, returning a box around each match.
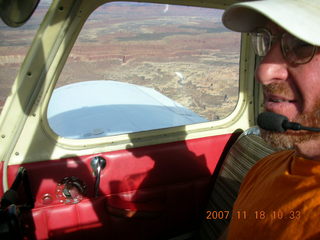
[257,112,320,133]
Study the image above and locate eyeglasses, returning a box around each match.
[249,28,318,65]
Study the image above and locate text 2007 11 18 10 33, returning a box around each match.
[206,210,301,220]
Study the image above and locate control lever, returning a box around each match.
[90,156,106,197]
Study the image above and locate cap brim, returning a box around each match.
[222,0,320,46]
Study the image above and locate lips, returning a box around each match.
[264,94,299,117]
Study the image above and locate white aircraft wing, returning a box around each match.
[47,80,207,139]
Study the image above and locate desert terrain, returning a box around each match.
[0,2,240,121]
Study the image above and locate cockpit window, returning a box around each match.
[0,0,51,115]
[49,2,241,139]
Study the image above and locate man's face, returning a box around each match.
[256,23,320,150]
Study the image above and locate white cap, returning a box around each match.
[222,0,320,46]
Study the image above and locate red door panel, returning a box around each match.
[5,133,238,239]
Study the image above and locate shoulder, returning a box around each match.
[239,150,294,190]
[248,149,294,173]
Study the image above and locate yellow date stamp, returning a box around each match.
[206,210,301,220]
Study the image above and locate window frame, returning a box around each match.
[0,0,256,167]
[47,2,243,140]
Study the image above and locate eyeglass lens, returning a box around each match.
[281,33,316,64]
[250,31,270,57]
[250,28,317,64]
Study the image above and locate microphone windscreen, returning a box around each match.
[257,112,288,132]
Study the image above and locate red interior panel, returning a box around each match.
[4,133,238,239]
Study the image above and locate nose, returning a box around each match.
[255,42,289,85]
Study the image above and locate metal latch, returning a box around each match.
[90,156,106,197]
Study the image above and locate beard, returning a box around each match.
[260,83,320,150]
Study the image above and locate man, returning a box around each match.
[220,0,320,239]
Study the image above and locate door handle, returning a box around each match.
[90,156,106,197]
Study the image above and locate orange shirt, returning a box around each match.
[227,150,320,240]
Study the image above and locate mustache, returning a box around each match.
[263,83,294,97]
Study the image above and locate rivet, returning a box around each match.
[42,194,53,205]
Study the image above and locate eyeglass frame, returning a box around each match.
[249,28,318,65]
